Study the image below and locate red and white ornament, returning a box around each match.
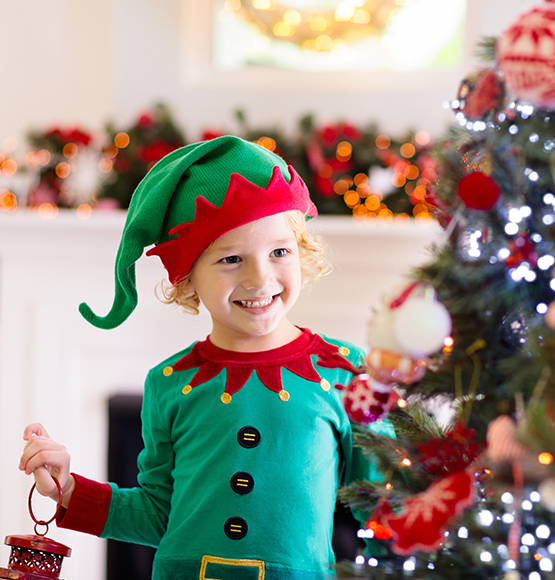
[497,5,555,108]
[486,415,528,463]
[342,373,393,425]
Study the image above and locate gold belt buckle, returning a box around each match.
[199,555,265,580]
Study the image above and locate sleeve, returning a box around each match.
[58,372,174,548]
[99,372,174,547]
[338,342,396,549]
[341,342,396,486]
[56,474,112,535]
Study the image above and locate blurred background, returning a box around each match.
[0,1,541,578]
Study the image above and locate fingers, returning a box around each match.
[23,423,50,441]
[20,443,70,476]
[33,466,60,499]
[19,425,72,501]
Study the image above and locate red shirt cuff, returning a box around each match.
[56,473,112,536]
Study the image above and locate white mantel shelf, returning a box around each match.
[0,211,443,580]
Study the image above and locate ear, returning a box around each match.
[180,275,195,294]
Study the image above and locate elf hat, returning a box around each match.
[79,135,317,330]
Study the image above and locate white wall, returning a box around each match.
[0,0,541,146]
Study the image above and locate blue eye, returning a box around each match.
[271,248,288,258]
[221,256,240,264]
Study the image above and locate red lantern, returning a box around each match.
[0,479,71,579]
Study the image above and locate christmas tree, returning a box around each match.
[335,4,555,579]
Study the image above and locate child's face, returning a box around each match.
[187,213,302,351]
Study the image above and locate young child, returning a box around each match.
[19,136,386,580]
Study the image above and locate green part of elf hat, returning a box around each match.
[79,135,317,330]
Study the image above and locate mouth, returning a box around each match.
[235,296,276,308]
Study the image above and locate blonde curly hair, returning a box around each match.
[158,210,329,315]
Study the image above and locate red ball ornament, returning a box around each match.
[457,68,505,119]
[457,172,501,210]
[342,374,392,425]
[497,5,555,108]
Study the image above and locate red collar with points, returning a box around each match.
[171,328,345,396]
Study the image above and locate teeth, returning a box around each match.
[238,297,273,308]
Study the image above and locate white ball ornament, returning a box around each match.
[497,6,555,108]
[392,295,452,360]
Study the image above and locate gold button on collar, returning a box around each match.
[182,385,192,395]
[338,347,350,357]
[320,379,331,392]
[221,392,232,404]
[163,366,173,377]
[278,389,290,402]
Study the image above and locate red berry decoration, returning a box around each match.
[342,374,392,425]
[497,5,555,108]
[457,172,501,211]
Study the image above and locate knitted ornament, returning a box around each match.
[544,301,555,330]
[78,136,317,329]
[341,373,394,425]
[497,5,555,108]
[317,350,395,425]
[382,470,476,555]
[457,171,501,211]
[486,415,528,463]
[538,478,555,511]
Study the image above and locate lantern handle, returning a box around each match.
[28,477,63,537]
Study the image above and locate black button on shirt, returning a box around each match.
[237,426,261,448]
[224,517,248,540]
[230,472,255,495]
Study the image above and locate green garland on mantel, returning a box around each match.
[1,103,436,220]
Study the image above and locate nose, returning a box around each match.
[241,259,274,291]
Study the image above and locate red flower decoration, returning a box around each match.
[313,174,336,198]
[138,113,154,128]
[318,125,340,146]
[137,140,180,164]
[416,422,485,477]
[338,122,363,142]
[383,471,476,555]
[506,233,538,267]
[44,127,92,146]
[457,171,501,210]
[201,129,224,141]
[65,128,92,146]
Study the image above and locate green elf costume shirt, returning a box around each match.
[60,136,393,578]
[58,328,390,579]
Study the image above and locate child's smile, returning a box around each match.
[187,213,303,352]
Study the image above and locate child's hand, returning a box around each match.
[19,423,75,508]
